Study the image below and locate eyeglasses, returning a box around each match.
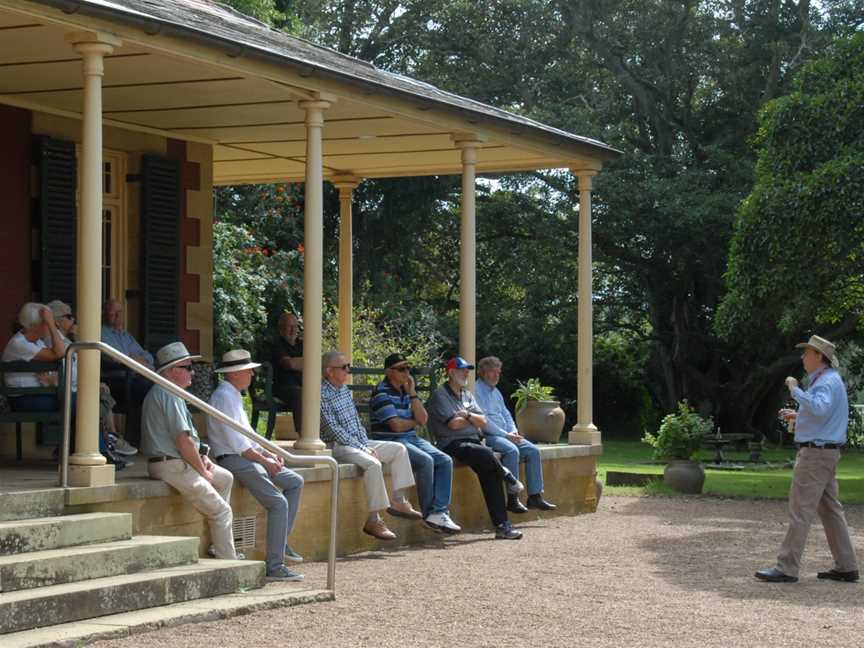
[329,363,351,372]
[62,314,75,321]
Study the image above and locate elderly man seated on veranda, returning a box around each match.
[207,348,305,582]
[2,302,69,412]
[319,350,423,541]
[369,352,461,534]
[474,356,556,513]
[142,341,242,561]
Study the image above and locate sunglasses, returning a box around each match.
[329,363,351,372]
[62,314,75,321]
[393,366,411,373]
[175,364,195,373]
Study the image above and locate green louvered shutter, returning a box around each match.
[141,155,181,351]
[38,137,77,308]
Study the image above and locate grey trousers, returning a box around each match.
[777,447,859,577]
[218,454,304,573]
[332,440,415,512]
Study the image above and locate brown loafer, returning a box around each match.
[387,504,423,520]
[363,520,397,540]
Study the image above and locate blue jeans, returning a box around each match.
[372,432,452,515]
[484,435,544,495]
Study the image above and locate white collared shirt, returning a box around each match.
[207,380,262,457]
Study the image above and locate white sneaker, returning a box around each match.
[112,436,138,456]
[424,511,461,534]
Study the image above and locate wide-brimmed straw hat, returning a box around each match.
[155,342,202,373]
[215,349,261,373]
[795,335,839,368]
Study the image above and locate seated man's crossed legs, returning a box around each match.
[443,439,523,540]
[483,435,556,513]
[332,439,422,540]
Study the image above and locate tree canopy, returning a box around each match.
[215,0,864,437]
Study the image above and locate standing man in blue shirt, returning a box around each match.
[756,335,859,583]
[475,356,556,513]
[370,353,461,534]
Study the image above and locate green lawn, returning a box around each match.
[599,440,864,503]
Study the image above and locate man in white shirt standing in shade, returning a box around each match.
[755,335,859,583]
[208,349,305,582]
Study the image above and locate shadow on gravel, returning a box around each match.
[610,497,864,609]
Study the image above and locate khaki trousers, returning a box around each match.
[332,440,415,512]
[149,458,238,559]
[777,448,859,577]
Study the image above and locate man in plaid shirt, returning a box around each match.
[320,350,422,540]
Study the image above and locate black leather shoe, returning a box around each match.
[817,569,859,582]
[526,494,557,511]
[754,567,798,583]
[507,494,529,514]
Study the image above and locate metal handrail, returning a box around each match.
[60,340,339,591]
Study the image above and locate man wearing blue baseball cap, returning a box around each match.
[426,356,524,539]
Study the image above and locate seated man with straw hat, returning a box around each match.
[208,349,305,582]
[141,341,242,560]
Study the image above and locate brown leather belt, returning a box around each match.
[797,443,842,449]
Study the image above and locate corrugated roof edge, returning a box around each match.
[30,0,622,161]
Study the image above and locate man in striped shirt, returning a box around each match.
[370,353,461,534]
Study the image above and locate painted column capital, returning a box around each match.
[299,100,331,128]
[331,175,360,195]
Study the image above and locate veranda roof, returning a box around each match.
[0,0,620,184]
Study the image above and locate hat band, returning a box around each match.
[219,358,254,369]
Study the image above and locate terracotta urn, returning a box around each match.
[515,400,565,443]
[663,459,705,494]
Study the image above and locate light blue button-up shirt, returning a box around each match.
[791,367,848,445]
[474,379,517,437]
[101,325,154,366]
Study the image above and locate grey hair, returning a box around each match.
[477,356,502,372]
[321,350,345,376]
[18,302,46,330]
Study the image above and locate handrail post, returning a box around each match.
[59,340,338,592]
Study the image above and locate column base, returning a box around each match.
[67,463,115,487]
[569,424,601,446]
[292,438,328,454]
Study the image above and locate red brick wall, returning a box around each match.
[166,138,201,353]
[0,106,32,347]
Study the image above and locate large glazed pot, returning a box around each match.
[663,459,705,494]
[515,400,565,443]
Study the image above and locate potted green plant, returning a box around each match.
[641,401,712,494]
[510,378,565,443]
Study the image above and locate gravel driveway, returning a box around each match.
[92,495,864,648]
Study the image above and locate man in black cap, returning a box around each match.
[369,353,461,534]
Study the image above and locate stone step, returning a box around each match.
[1,582,333,648]
[0,559,265,635]
[0,489,64,522]
[0,512,131,556]
[0,535,199,592]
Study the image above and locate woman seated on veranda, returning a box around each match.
[1,302,67,411]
